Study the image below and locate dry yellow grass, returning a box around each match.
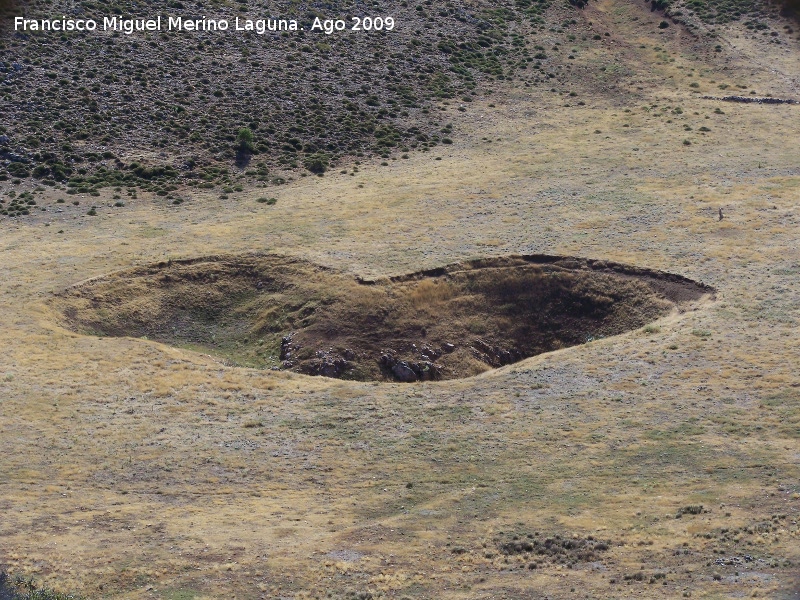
[1,2,799,599]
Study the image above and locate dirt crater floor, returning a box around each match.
[52,254,713,382]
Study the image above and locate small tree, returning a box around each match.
[236,128,254,154]
[235,128,254,166]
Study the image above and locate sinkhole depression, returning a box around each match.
[53,254,714,382]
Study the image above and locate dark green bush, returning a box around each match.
[236,128,255,154]
[303,153,329,174]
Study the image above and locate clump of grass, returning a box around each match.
[408,280,455,307]
[256,197,277,205]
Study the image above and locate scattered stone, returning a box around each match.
[280,334,295,360]
[380,352,443,382]
[471,339,520,367]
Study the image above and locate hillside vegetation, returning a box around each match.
[1,0,795,200]
[2,0,571,190]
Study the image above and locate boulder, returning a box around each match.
[392,361,418,382]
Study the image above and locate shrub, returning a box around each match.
[7,162,30,178]
[303,153,329,174]
[0,571,82,600]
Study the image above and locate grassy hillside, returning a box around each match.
[0,0,799,598]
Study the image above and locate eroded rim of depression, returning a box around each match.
[51,253,715,382]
